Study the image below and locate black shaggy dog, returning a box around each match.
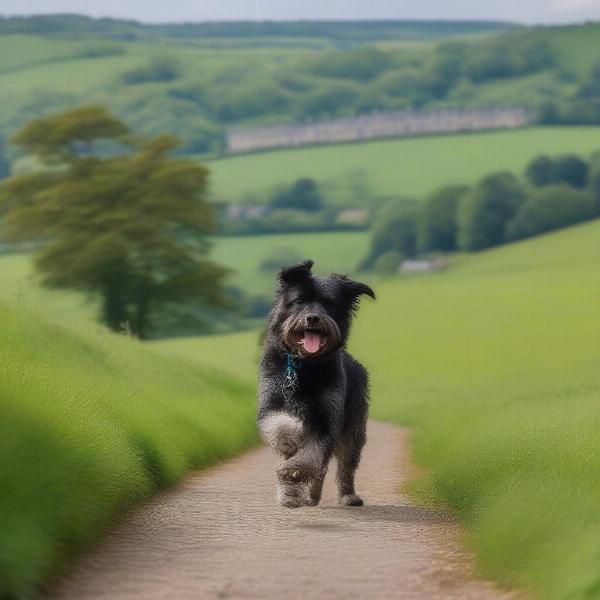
[257,260,375,508]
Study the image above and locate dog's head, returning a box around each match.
[267,260,375,359]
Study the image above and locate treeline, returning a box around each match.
[110,35,555,156]
[164,37,554,145]
[4,23,600,161]
[0,15,513,43]
[540,63,600,126]
[362,152,600,272]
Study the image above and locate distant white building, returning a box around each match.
[400,258,448,274]
[226,106,530,154]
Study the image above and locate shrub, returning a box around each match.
[269,178,324,212]
[360,200,418,270]
[373,250,403,275]
[589,156,600,213]
[418,185,469,253]
[427,42,466,98]
[458,172,525,251]
[505,185,596,241]
[301,82,361,119]
[554,155,589,189]
[121,56,182,85]
[525,154,589,189]
[525,155,555,187]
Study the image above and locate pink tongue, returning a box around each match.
[303,332,322,353]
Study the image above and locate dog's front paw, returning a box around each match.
[277,459,318,484]
[339,494,364,506]
[277,483,310,508]
[277,444,322,483]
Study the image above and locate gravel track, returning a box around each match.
[52,421,517,599]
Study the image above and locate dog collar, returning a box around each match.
[283,352,302,398]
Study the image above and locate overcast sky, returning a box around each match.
[2,0,600,25]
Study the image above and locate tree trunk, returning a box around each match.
[102,283,128,334]
[132,294,151,340]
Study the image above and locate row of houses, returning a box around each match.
[226,106,530,154]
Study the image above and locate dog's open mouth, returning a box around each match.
[296,329,327,354]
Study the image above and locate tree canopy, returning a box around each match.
[525,154,589,189]
[506,185,596,241]
[418,184,468,253]
[0,106,227,338]
[458,172,525,251]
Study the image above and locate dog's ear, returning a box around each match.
[278,260,314,286]
[332,273,375,302]
[346,280,376,300]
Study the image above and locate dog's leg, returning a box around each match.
[335,431,365,506]
[258,411,304,458]
[277,437,333,508]
[307,464,328,506]
[277,478,310,508]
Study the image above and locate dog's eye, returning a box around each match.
[321,298,336,310]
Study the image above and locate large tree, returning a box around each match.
[0,106,227,338]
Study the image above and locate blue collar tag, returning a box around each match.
[283,352,302,398]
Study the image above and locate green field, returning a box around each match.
[164,219,600,599]
[212,231,369,293]
[0,303,257,598]
[208,127,600,202]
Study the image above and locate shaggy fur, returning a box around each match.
[257,260,375,508]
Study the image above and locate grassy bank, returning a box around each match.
[353,220,600,599]
[0,304,258,598]
[175,219,600,599]
[208,127,600,203]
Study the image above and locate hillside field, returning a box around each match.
[0,304,257,598]
[208,127,600,203]
[161,219,600,599]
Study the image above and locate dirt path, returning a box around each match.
[53,422,515,599]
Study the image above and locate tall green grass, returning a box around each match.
[176,220,600,599]
[0,304,258,598]
[359,220,600,599]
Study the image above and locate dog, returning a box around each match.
[257,260,375,508]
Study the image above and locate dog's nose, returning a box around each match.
[305,314,321,327]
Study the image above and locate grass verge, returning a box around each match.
[0,304,258,598]
[353,219,600,599]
